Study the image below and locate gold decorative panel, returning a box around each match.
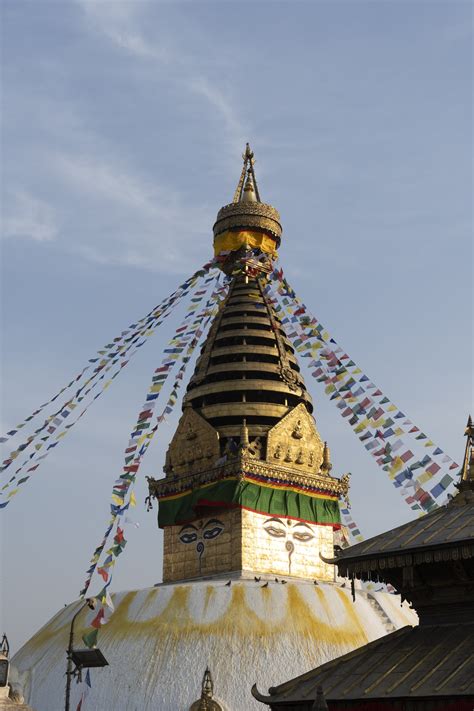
[266,403,325,475]
[165,407,220,477]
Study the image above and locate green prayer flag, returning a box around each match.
[82,628,98,649]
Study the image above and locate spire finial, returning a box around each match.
[201,667,214,699]
[461,415,474,485]
[240,419,250,450]
[232,142,261,203]
[311,685,329,710]
[321,442,332,475]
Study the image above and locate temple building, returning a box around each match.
[11,147,416,711]
[253,418,474,710]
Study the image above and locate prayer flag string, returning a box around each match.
[0,264,219,507]
[0,261,216,475]
[0,260,215,448]
[80,277,229,647]
[265,267,459,514]
[79,273,228,603]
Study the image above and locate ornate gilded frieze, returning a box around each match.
[164,408,220,477]
[266,403,325,475]
[213,202,282,240]
[149,451,349,501]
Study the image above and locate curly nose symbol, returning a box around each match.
[196,541,204,573]
[285,540,294,575]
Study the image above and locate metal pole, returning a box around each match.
[64,602,87,711]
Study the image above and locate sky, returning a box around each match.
[1,0,472,654]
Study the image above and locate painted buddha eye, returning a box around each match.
[263,516,287,538]
[202,519,224,540]
[291,523,315,542]
[264,525,286,538]
[292,531,314,542]
[203,526,223,540]
[179,525,198,544]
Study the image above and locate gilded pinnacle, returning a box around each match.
[213,144,282,244]
[461,414,474,484]
[241,171,257,203]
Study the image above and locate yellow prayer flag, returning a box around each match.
[130,491,137,508]
[417,471,433,485]
[387,457,403,478]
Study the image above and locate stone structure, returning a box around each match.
[148,144,348,584]
[11,147,417,711]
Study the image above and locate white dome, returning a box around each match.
[12,577,417,711]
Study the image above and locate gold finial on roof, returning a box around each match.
[191,667,222,711]
[202,667,213,698]
[321,441,332,475]
[461,414,474,485]
[240,419,250,449]
[311,685,329,710]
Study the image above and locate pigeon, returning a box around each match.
[281,580,287,584]
[261,582,269,588]
[274,578,279,583]
[313,580,319,586]
[225,580,232,587]
[254,576,261,582]
[340,582,346,588]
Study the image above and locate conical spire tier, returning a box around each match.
[184,273,312,446]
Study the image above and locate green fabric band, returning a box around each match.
[158,478,340,528]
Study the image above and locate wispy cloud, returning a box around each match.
[52,149,213,272]
[75,0,248,153]
[2,190,58,243]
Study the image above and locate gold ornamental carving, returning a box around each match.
[213,202,282,240]
[266,403,324,476]
[165,408,220,477]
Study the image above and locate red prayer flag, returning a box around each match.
[91,608,105,629]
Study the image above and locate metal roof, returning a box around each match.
[253,622,474,704]
[335,492,474,562]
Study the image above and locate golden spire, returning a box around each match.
[460,415,474,486]
[232,143,260,203]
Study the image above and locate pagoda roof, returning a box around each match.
[334,491,474,569]
[333,417,474,575]
[252,620,474,704]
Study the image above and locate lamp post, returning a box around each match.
[0,634,10,701]
[64,598,108,711]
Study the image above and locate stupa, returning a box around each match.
[11,147,417,711]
